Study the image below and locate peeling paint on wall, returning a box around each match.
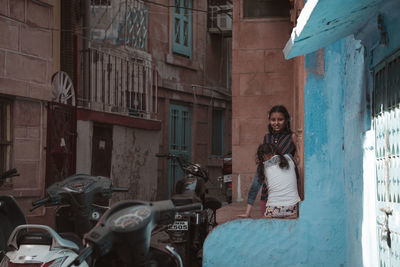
[305,48,325,78]
[111,126,160,202]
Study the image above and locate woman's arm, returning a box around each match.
[247,172,262,205]
[291,133,300,165]
[237,172,261,218]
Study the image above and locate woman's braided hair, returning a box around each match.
[256,143,289,184]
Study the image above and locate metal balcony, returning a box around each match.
[80,48,158,119]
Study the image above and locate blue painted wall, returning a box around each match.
[342,37,367,267]
[203,1,400,266]
[203,41,347,267]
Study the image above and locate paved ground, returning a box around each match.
[216,200,263,224]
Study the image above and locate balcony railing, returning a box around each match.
[80,48,158,119]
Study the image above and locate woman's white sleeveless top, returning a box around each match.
[264,154,300,206]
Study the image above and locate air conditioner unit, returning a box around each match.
[209,4,232,33]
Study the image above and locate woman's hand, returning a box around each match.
[237,204,253,218]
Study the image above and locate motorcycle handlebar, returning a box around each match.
[30,197,51,211]
[0,168,19,180]
[69,246,93,267]
[175,203,202,212]
[112,187,130,193]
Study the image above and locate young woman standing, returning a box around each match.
[238,105,300,217]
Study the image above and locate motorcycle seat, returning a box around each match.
[171,194,200,206]
[204,197,222,211]
[17,231,52,246]
[15,231,83,252]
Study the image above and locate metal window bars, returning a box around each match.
[79,48,158,119]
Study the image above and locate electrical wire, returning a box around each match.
[142,0,208,13]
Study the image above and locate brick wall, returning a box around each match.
[0,0,59,221]
[0,0,55,100]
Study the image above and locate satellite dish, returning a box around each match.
[51,71,76,106]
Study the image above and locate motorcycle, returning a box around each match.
[30,174,130,238]
[1,224,88,267]
[0,169,27,262]
[0,174,129,267]
[68,200,202,267]
[154,153,221,267]
[218,153,232,204]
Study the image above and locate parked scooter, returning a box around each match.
[154,153,221,267]
[68,200,202,267]
[0,169,27,262]
[1,224,89,267]
[0,174,129,267]
[30,174,130,238]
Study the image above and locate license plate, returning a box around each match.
[168,221,189,231]
[223,174,232,183]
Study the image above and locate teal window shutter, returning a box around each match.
[168,104,191,197]
[173,0,192,57]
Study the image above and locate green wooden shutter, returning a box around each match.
[168,104,191,197]
[173,0,192,57]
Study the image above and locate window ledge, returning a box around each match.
[77,108,161,131]
[240,17,290,22]
[166,53,199,71]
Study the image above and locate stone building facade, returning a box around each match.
[0,0,232,226]
[0,0,60,222]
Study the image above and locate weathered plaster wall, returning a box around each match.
[76,120,160,201]
[342,36,368,267]
[204,40,347,267]
[347,2,400,266]
[359,1,400,69]
[76,120,92,174]
[111,125,160,201]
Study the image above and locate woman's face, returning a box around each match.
[269,112,286,133]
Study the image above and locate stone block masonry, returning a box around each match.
[0,0,53,101]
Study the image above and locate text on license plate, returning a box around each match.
[168,221,188,231]
[223,174,232,183]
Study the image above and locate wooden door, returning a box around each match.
[91,123,113,177]
[168,104,191,197]
[45,102,77,188]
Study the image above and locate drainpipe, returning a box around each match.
[83,0,90,106]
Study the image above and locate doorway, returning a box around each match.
[168,104,191,197]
